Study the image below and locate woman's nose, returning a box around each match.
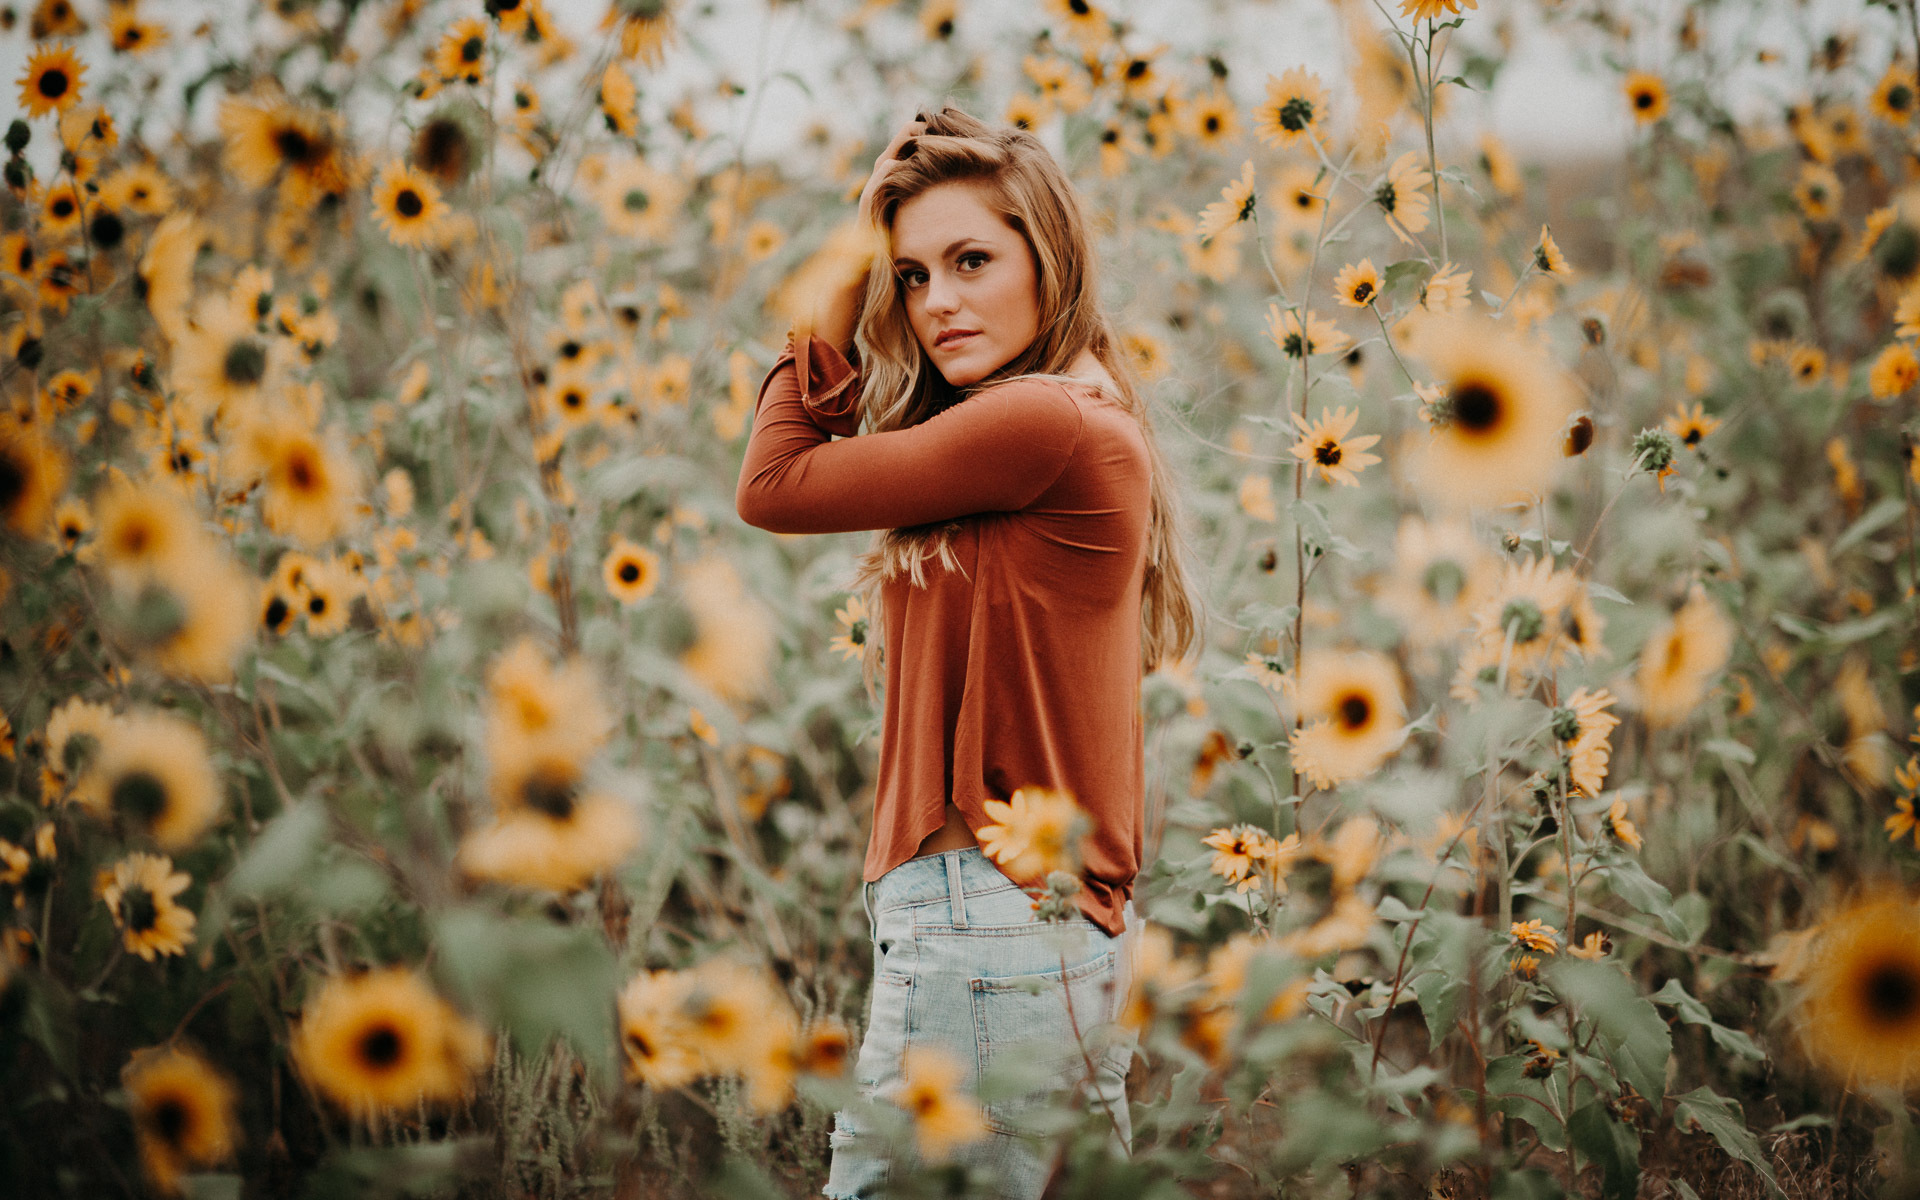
[922,272,959,315]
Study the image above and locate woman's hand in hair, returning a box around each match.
[803,112,927,359]
[856,112,929,227]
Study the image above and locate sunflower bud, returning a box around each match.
[1631,428,1680,476]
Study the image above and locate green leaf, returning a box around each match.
[1831,496,1907,556]
[1673,1086,1786,1199]
[1595,856,1689,939]
[1545,960,1670,1104]
[1491,1168,1565,1200]
[1651,978,1764,1060]
[226,802,327,898]
[1702,738,1756,765]
[1584,581,1632,605]
[1381,258,1433,301]
[1570,1101,1640,1200]
[434,908,619,1082]
[1408,912,1479,1049]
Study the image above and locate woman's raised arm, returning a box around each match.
[733,335,1083,535]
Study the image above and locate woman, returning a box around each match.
[735,105,1202,1198]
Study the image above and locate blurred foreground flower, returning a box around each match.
[1794,892,1920,1089]
[890,1046,987,1161]
[1635,583,1734,728]
[1405,313,1577,510]
[73,710,221,850]
[1287,650,1406,789]
[123,1044,238,1194]
[292,967,491,1117]
[977,786,1087,883]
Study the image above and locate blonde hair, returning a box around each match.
[845,105,1204,702]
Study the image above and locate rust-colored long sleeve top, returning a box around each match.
[735,333,1150,936]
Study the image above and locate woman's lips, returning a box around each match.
[936,330,978,349]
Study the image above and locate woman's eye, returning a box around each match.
[959,252,988,270]
[900,269,926,288]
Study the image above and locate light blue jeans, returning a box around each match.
[823,847,1135,1199]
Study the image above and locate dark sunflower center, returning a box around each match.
[1683,426,1703,445]
[1337,694,1371,729]
[0,452,25,513]
[1205,115,1220,133]
[1374,181,1398,213]
[38,69,70,101]
[1101,128,1119,145]
[112,770,170,826]
[273,128,316,164]
[618,561,640,583]
[1314,439,1342,466]
[849,618,868,645]
[51,197,73,217]
[396,188,424,218]
[308,593,328,617]
[1423,560,1467,604]
[1634,89,1656,110]
[1864,959,1920,1025]
[358,1024,404,1069]
[1877,221,1920,281]
[522,768,577,820]
[1126,60,1148,80]
[1351,281,1374,303]
[1279,97,1314,131]
[624,189,650,212]
[120,883,160,933]
[223,339,267,387]
[1890,84,1914,112]
[147,1094,191,1145]
[1069,0,1090,13]
[264,595,290,630]
[286,450,317,491]
[1451,381,1501,432]
[1551,706,1582,743]
[1501,598,1546,644]
[461,36,485,63]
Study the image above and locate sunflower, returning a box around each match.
[1533,224,1573,278]
[617,967,704,1088]
[485,635,613,771]
[1023,53,1092,115]
[136,212,202,340]
[370,160,447,249]
[0,415,67,542]
[458,787,640,893]
[1379,516,1493,647]
[602,536,660,606]
[1872,63,1918,125]
[1252,67,1327,149]
[1622,71,1668,124]
[890,1046,987,1161]
[486,0,533,35]
[17,42,85,119]
[119,538,256,683]
[97,852,196,961]
[1871,341,1919,401]
[1187,88,1239,146]
[123,1044,237,1193]
[81,473,198,586]
[1478,132,1523,198]
[38,179,84,240]
[109,8,170,55]
[76,710,220,849]
[604,0,678,65]
[1289,406,1381,487]
[230,415,360,547]
[1794,163,1842,221]
[1333,259,1381,308]
[1195,159,1256,244]
[828,592,868,662]
[51,497,88,553]
[432,16,490,85]
[1663,400,1720,450]
[977,785,1087,883]
[1271,163,1326,227]
[292,967,491,1116]
[1635,583,1734,728]
[1796,892,1920,1088]
[1406,313,1577,509]
[1266,304,1351,359]
[170,291,291,426]
[1286,650,1406,788]
[1374,152,1433,245]
[1510,918,1560,955]
[677,555,774,703]
[591,153,687,243]
[1043,0,1108,50]
[599,63,639,137]
[215,95,350,200]
[42,695,113,800]
[295,553,356,638]
[1603,797,1642,851]
[1399,0,1477,20]
[674,957,801,1113]
[1788,344,1828,388]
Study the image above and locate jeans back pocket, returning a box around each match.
[968,948,1117,1136]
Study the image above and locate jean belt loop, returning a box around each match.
[943,851,969,929]
[861,879,876,933]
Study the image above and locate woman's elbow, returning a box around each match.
[735,481,794,533]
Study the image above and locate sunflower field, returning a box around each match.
[2,0,1919,1195]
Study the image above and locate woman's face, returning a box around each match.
[889,181,1042,388]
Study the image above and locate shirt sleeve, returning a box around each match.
[735,332,1085,535]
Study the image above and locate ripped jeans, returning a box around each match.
[823,847,1135,1200]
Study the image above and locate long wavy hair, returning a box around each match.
[845,105,1204,702]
